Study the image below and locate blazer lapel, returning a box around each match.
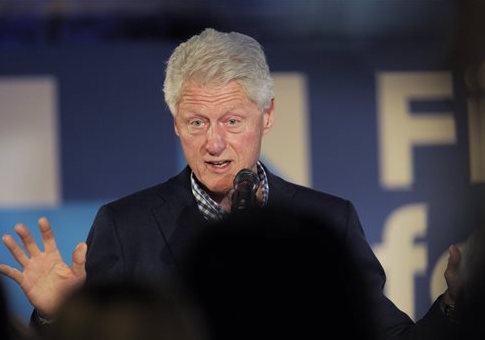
[151,165,295,268]
[265,167,297,208]
[151,167,207,267]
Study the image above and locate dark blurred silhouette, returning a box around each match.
[45,281,206,340]
[0,278,34,340]
[180,207,377,340]
[0,279,9,340]
[461,225,485,339]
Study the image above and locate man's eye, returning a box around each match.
[190,119,204,127]
[228,119,239,126]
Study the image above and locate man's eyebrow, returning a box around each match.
[222,108,248,116]
[179,111,206,118]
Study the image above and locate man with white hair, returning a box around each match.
[1,28,461,339]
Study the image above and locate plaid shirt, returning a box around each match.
[191,161,269,221]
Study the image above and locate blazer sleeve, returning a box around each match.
[344,201,459,340]
[85,204,125,284]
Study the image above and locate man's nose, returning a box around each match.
[206,124,227,155]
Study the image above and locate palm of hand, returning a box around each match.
[0,218,87,318]
[23,251,83,317]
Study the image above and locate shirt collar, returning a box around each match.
[191,161,269,221]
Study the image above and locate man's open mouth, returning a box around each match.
[206,160,231,167]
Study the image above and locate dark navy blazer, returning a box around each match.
[83,166,455,340]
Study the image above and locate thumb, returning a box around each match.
[447,244,461,268]
[72,242,87,279]
[444,244,463,301]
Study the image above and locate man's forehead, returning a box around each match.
[180,79,245,95]
[177,81,252,110]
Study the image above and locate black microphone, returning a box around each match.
[231,169,260,212]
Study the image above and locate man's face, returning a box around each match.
[174,80,274,197]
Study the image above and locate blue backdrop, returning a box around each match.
[1,39,484,321]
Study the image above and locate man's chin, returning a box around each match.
[198,178,232,197]
[206,185,232,197]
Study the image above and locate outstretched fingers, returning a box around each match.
[0,264,23,284]
[2,234,30,267]
[38,217,57,253]
[15,223,41,257]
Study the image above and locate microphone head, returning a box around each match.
[233,169,260,192]
[231,169,260,212]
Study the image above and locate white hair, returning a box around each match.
[163,28,274,115]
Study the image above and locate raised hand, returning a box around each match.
[443,244,463,305]
[0,217,87,319]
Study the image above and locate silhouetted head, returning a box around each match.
[49,280,205,340]
[181,207,376,340]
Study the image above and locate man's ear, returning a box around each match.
[262,98,275,135]
[173,117,180,137]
